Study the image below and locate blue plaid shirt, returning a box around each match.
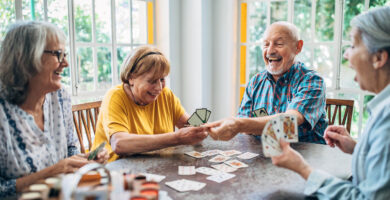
[238,62,327,144]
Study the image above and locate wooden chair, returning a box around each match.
[72,101,102,153]
[326,98,354,132]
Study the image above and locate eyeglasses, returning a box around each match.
[43,50,67,63]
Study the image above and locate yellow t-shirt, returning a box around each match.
[91,84,185,162]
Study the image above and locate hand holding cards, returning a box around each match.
[187,108,212,126]
[88,142,106,160]
[261,114,298,157]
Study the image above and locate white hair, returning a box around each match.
[351,6,390,53]
[0,21,66,104]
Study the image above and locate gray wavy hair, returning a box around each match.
[351,6,390,54]
[0,21,66,104]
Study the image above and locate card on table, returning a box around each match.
[185,151,206,158]
[140,173,166,182]
[237,152,259,160]
[224,159,248,168]
[202,149,222,156]
[209,155,231,163]
[178,166,196,175]
[165,179,206,192]
[206,173,236,183]
[210,164,237,173]
[88,141,106,160]
[195,167,222,176]
[219,150,242,157]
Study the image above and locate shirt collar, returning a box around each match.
[265,61,300,83]
[367,83,390,115]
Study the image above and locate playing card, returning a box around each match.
[206,173,236,183]
[195,167,222,176]
[237,152,259,160]
[281,114,298,142]
[178,166,196,175]
[206,110,211,122]
[196,108,207,122]
[202,149,222,156]
[165,179,206,192]
[210,164,237,173]
[219,150,242,157]
[255,108,269,117]
[140,173,166,182]
[209,155,230,163]
[271,116,283,139]
[224,159,248,168]
[185,151,206,158]
[88,141,106,160]
[187,112,204,127]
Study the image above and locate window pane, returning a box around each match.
[77,47,94,92]
[340,45,359,88]
[0,1,15,40]
[22,0,32,20]
[248,1,267,43]
[249,45,265,78]
[369,0,390,8]
[117,46,132,76]
[133,0,147,44]
[315,0,334,42]
[61,64,71,92]
[97,47,112,90]
[271,1,287,23]
[313,45,334,87]
[22,0,44,21]
[294,0,312,41]
[47,0,69,36]
[116,0,131,44]
[75,1,92,42]
[343,0,364,40]
[95,0,111,43]
[296,45,312,67]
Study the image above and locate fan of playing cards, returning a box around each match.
[187,108,212,126]
[261,114,298,157]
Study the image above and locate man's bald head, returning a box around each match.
[261,21,304,81]
[264,21,300,42]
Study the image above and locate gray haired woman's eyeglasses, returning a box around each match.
[43,50,67,63]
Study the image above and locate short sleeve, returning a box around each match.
[102,92,131,137]
[287,73,326,130]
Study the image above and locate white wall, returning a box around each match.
[156,0,237,121]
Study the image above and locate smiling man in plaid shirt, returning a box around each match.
[208,21,327,144]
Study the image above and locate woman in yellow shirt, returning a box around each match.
[92,46,208,162]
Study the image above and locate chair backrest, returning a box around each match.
[326,98,354,132]
[72,101,102,153]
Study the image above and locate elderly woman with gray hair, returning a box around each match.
[271,6,390,199]
[0,21,108,198]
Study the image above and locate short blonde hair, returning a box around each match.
[120,46,170,83]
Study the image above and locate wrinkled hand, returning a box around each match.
[176,126,208,145]
[324,125,356,154]
[205,117,239,141]
[271,140,312,180]
[91,148,109,164]
[53,154,92,174]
